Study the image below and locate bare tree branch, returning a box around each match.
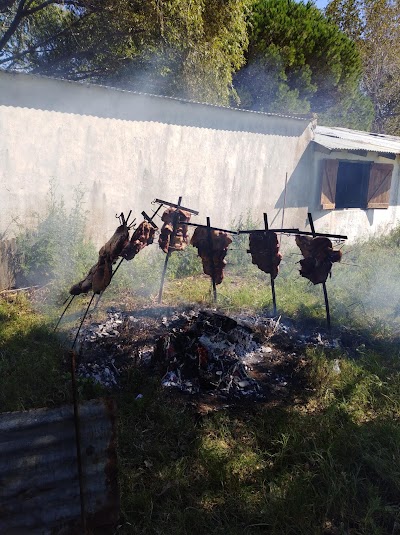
[24,0,78,16]
[0,11,88,65]
[0,0,27,51]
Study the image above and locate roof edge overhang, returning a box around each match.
[0,70,314,123]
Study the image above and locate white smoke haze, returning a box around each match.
[8,180,400,338]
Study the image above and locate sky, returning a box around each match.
[314,0,329,9]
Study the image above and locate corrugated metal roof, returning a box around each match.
[0,398,119,534]
[1,70,314,122]
[314,125,400,155]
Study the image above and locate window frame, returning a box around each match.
[320,158,393,210]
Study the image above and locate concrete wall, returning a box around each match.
[0,71,313,248]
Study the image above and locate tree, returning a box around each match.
[234,0,373,129]
[326,0,400,134]
[0,0,251,105]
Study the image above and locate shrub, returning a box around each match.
[14,180,96,291]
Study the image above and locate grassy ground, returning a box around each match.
[2,229,400,534]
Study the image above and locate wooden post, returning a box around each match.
[158,196,182,303]
[70,350,87,534]
[308,212,331,332]
[206,216,217,302]
[264,213,277,316]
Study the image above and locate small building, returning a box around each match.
[1,70,400,254]
[312,126,400,240]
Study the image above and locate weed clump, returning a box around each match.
[14,180,96,294]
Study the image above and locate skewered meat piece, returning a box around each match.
[69,223,129,295]
[69,263,97,295]
[191,227,232,285]
[99,223,130,261]
[121,221,156,260]
[295,235,342,285]
[249,231,282,279]
[69,254,113,295]
[158,208,191,253]
[91,254,113,294]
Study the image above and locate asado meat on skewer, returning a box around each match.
[248,231,282,279]
[191,227,232,285]
[69,223,130,295]
[121,220,156,260]
[295,235,342,285]
[158,208,191,253]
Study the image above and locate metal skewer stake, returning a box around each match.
[54,295,75,332]
[71,293,96,351]
[264,213,277,316]
[158,196,183,303]
[206,216,217,302]
[307,212,331,332]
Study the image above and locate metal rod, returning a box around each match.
[264,213,277,316]
[154,198,199,215]
[70,350,87,534]
[296,230,348,239]
[308,212,331,332]
[93,256,125,311]
[239,228,300,234]
[322,283,331,332]
[184,221,238,234]
[158,196,182,303]
[71,294,95,351]
[141,210,159,228]
[110,257,124,281]
[280,171,288,246]
[54,295,75,332]
[62,293,72,305]
[206,216,217,302]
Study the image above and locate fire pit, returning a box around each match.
[72,305,351,410]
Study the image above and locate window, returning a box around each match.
[320,159,394,210]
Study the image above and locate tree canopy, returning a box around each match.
[0,0,376,130]
[234,0,373,129]
[0,0,250,105]
[326,0,400,134]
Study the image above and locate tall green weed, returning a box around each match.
[15,180,96,291]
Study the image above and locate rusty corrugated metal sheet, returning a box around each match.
[0,398,119,534]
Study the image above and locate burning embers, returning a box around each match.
[191,228,233,284]
[155,311,264,398]
[295,236,342,285]
[248,231,282,279]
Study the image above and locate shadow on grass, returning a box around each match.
[0,299,105,412]
[115,365,400,535]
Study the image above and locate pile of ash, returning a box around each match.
[73,306,362,401]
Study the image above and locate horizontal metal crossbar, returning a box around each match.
[153,198,199,215]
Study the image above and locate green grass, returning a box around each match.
[115,350,400,534]
[2,227,400,534]
[0,294,104,412]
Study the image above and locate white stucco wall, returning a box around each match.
[0,71,313,246]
